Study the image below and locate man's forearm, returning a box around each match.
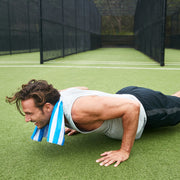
[120,102,140,153]
[96,107,139,167]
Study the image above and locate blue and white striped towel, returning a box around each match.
[31,99,65,146]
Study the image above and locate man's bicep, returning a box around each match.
[82,96,137,121]
[72,96,139,122]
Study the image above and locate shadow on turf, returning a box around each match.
[143,124,180,140]
[28,124,180,159]
[28,133,120,158]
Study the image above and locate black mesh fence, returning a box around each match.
[0,0,10,55]
[134,0,167,66]
[40,0,101,63]
[166,1,180,49]
[170,9,180,49]
[40,0,63,63]
[28,0,40,52]
[76,0,85,53]
[0,0,39,55]
[1,0,178,65]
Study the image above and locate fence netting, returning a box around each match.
[166,0,180,49]
[169,9,180,49]
[0,0,39,55]
[134,0,167,66]
[0,0,179,65]
[40,0,101,63]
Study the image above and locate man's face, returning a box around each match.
[21,98,53,129]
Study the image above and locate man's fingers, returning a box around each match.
[68,130,78,136]
[96,156,120,167]
[105,160,116,167]
[96,157,106,163]
[65,127,71,134]
[101,160,116,167]
[68,131,74,136]
[96,151,112,163]
[96,153,112,164]
[100,151,112,156]
[114,161,121,167]
[65,128,79,136]
[96,150,129,167]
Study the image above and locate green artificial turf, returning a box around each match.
[0,48,180,180]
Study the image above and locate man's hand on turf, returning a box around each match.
[65,127,79,136]
[96,149,130,167]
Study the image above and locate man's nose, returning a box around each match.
[25,115,31,122]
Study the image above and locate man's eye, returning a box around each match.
[26,112,32,115]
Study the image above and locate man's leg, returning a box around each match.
[116,86,180,129]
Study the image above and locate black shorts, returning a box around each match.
[116,86,180,128]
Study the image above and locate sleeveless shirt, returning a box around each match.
[60,88,147,140]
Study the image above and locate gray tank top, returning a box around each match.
[60,88,147,140]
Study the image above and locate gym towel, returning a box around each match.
[31,99,65,146]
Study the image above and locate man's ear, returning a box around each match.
[43,103,54,113]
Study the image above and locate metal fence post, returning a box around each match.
[39,0,43,64]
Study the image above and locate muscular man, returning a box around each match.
[6,79,180,167]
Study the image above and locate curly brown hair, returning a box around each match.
[6,79,60,115]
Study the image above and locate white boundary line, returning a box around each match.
[47,61,180,66]
[0,60,180,66]
[0,61,39,64]
[0,64,180,70]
